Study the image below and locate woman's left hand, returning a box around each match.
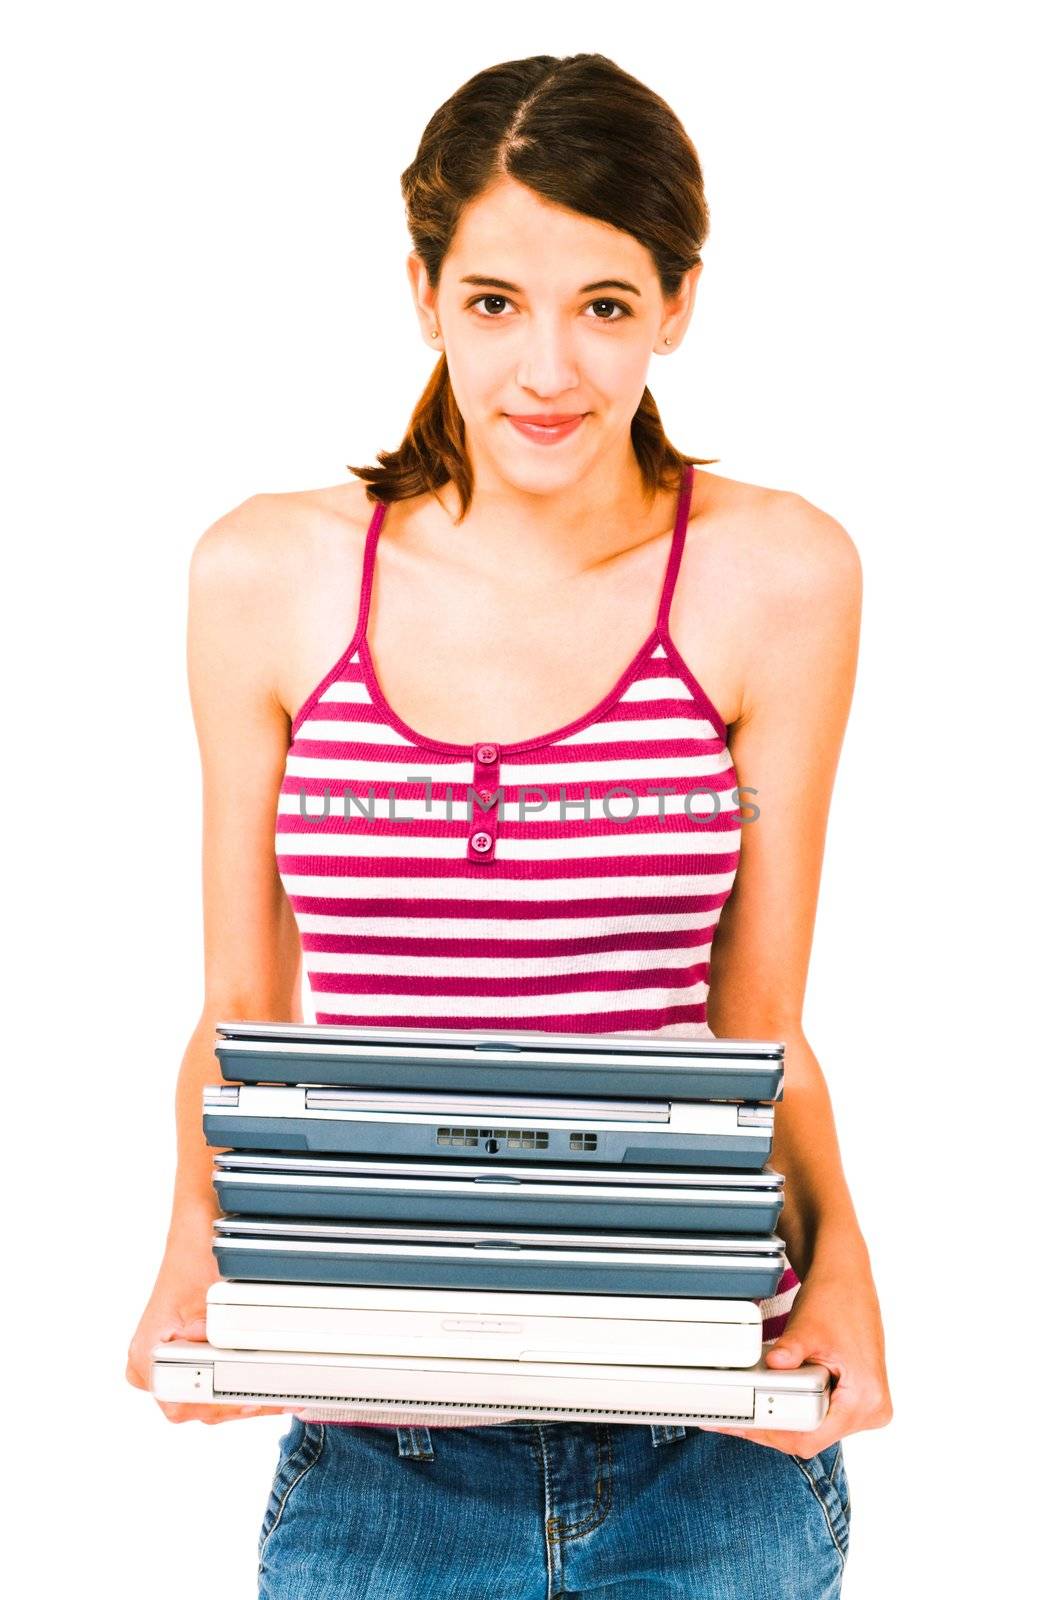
[701,1262,893,1455]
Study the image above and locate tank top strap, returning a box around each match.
[656,460,695,633]
[350,494,390,650]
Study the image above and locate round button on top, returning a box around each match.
[476,744,498,764]
[470,831,493,852]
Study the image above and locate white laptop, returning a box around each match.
[151,1339,831,1430]
[205,1281,764,1368]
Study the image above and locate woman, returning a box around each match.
[126,51,891,1599]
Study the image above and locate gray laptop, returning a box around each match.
[211,1152,786,1234]
[203,1084,775,1169]
[211,1216,787,1298]
[214,1021,785,1102]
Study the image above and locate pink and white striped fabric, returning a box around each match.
[273,461,800,1423]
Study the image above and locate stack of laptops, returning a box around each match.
[149,1024,832,1429]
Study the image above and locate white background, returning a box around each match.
[3,2,1045,1593]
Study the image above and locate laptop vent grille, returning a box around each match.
[436,1127,549,1150]
[570,1132,598,1152]
[216,1389,742,1420]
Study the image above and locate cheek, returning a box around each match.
[446,350,508,414]
[587,338,652,402]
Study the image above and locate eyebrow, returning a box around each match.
[459,274,642,297]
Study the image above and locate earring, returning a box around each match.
[431,328,440,338]
[664,337,672,345]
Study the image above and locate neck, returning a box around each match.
[432,438,675,578]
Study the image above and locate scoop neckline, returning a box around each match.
[355,623,669,758]
[351,461,697,757]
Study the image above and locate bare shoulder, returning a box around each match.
[190,476,376,593]
[674,469,861,727]
[189,478,378,714]
[684,469,861,644]
[687,467,862,604]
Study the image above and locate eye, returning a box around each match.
[584,298,632,322]
[467,294,515,318]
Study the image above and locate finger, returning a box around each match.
[696,1423,787,1447]
[701,1426,793,1452]
[157,1401,243,1424]
[732,1427,840,1454]
[698,1422,825,1453]
[133,1327,212,1399]
[763,1339,808,1368]
[762,1337,842,1381]
[156,1399,288,1424]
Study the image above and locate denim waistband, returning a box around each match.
[394,1422,688,1458]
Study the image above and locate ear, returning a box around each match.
[406,251,442,349]
[657,259,703,352]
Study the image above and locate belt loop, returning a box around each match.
[396,1425,435,1460]
[650,1423,687,1447]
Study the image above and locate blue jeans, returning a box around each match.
[257,1419,851,1598]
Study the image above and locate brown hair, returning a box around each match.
[349,53,717,518]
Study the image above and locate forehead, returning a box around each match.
[447,176,656,289]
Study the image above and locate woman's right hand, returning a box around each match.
[126,1229,287,1424]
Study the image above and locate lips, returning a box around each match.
[506,414,587,444]
[507,414,584,424]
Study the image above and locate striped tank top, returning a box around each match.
[273,462,799,1422]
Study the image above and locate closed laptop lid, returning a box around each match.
[211,1152,785,1191]
[215,1019,784,1062]
[212,1216,784,1255]
[205,1280,764,1322]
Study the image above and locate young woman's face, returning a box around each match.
[409,175,699,495]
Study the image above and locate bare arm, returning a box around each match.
[705,492,891,1448]
[168,502,304,1228]
[709,494,864,1275]
[126,496,302,1418]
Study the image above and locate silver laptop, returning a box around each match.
[151,1339,831,1430]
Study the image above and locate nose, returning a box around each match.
[514,316,581,402]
